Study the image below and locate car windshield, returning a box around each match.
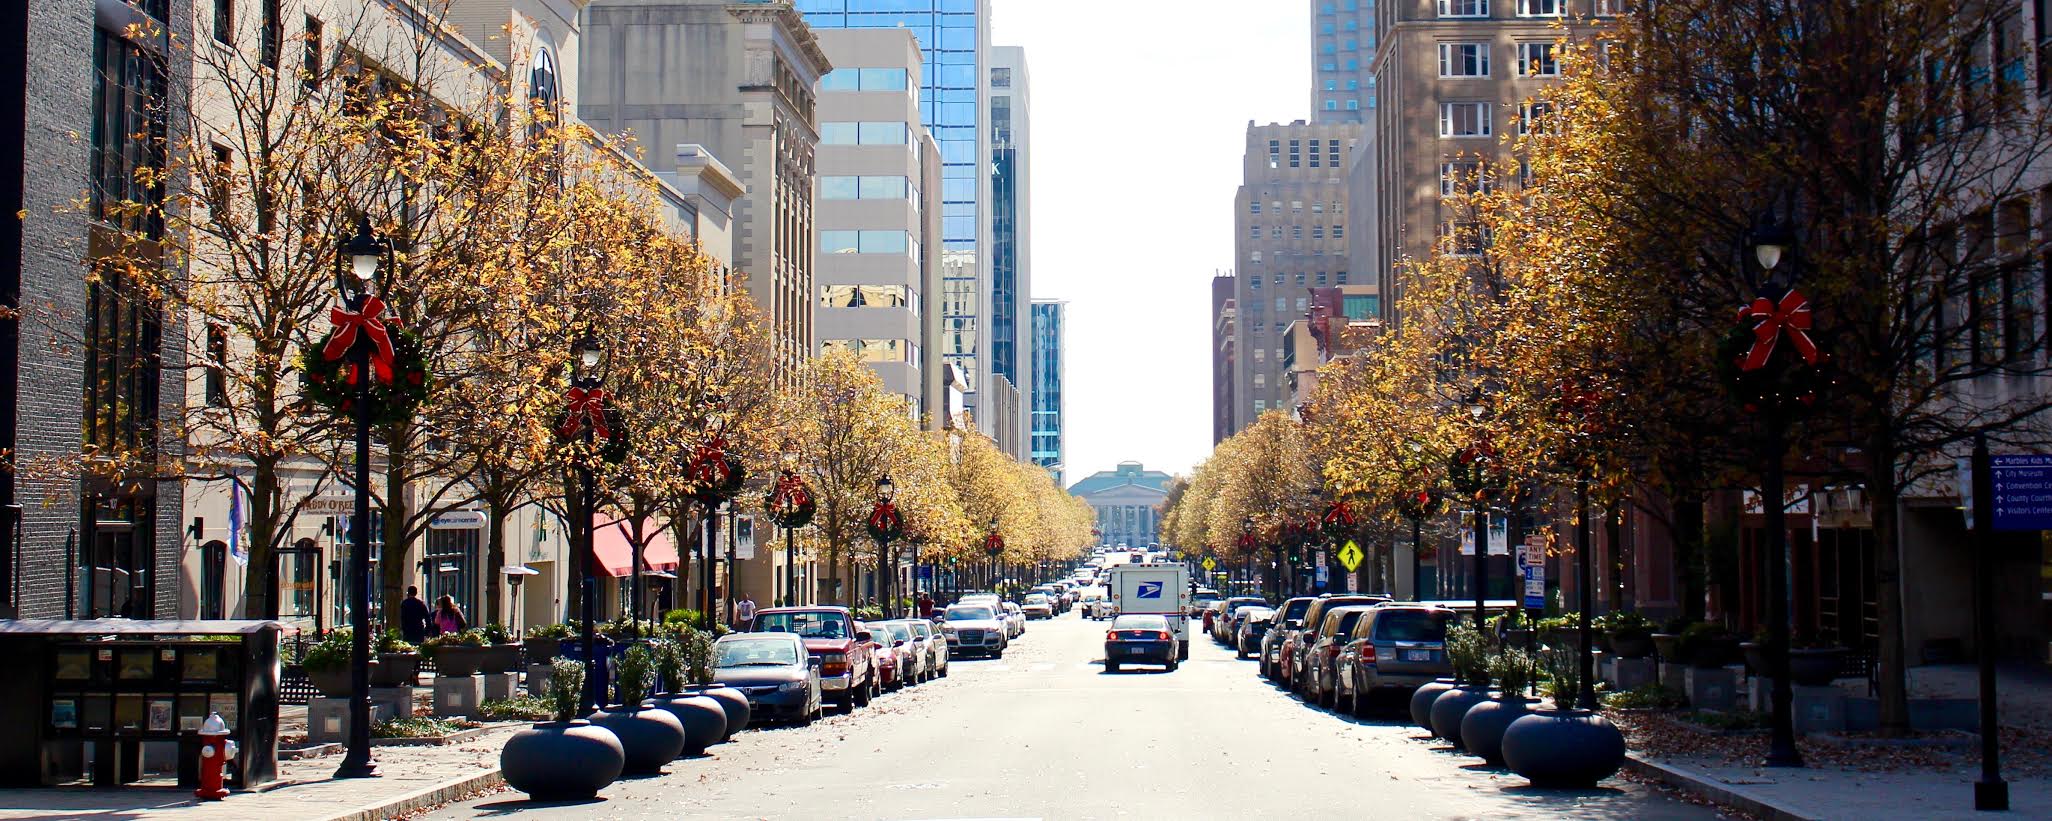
[886,623,914,643]
[1375,610,1454,642]
[1111,615,1169,631]
[1281,599,1313,621]
[714,639,800,667]
[909,622,931,638]
[754,611,851,639]
[946,606,996,621]
[1025,595,1049,604]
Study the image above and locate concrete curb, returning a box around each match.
[1623,754,1818,821]
[314,767,504,821]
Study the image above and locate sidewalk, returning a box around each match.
[0,725,515,821]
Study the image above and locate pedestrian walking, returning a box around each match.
[399,586,431,644]
[433,595,467,635]
[736,593,757,631]
[916,591,934,620]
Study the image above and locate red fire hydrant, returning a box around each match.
[195,712,237,800]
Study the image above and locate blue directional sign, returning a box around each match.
[1990,455,2052,532]
[1137,582,1163,599]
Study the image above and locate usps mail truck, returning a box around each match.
[1106,562,1192,660]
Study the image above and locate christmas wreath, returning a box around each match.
[688,436,746,504]
[766,470,816,529]
[299,320,431,426]
[1449,442,1505,498]
[1395,487,1445,522]
[1718,288,1832,417]
[867,501,905,543]
[1320,500,1357,542]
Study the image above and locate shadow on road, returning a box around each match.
[468,797,608,815]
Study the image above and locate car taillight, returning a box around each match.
[821,653,849,676]
[1154,630,1172,642]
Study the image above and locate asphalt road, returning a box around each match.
[429,610,1723,820]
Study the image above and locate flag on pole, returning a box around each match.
[228,480,248,566]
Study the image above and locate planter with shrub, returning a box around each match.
[647,635,726,755]
[1430,622,1496,748]
[479,623,521,674]
[423,630,489,677]
[524,622,574,664]
[1502,646,1627,788]
[499,658,625,801]
[302,629,355,697]
[587,644,686,775]
[1461,646,1539,765]
[372,631,421,687]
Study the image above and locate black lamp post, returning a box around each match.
[334,216,387,780]
[985,517,1003,591]
[1467,390,1491,624]
[1750,217,1804,769]
[874,475,895,609]
[568,334,605,714]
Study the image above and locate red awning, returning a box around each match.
[591,518,680,578]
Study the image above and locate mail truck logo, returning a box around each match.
[1137,582,1162,599]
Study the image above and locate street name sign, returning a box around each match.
[1990,455,2052,532]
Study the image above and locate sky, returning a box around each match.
[991,0,1311,486]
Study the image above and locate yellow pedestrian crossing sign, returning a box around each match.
[1337,540,1364,573]
[1201,556,1217,572]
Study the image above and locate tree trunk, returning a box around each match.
[1868,434,1910,737]
[483,489,510,630]
[1673,486,1707,623]
[379,425,411,629]
[1606,497,1626,612]
[562,472,582,623]
[242,461,281,620]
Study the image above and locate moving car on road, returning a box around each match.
[749,606,876,712]
[1022,593,1055,620]
[1335,605,1456,716]
[1106,562,1193,660]
[1079,586,1111,619]
[1187,587,1222,618]
[711,632,823,725]
[941,602,1009,658]
[1103,613,1179,673]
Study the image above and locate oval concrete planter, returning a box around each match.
[1430,684,1494,749]
[1411,678,1458,734]
[650,694,727,756]
[588,706,687,775]
[431,644,487,677]
[307,667,353,698]
[1501,708,1627,788]
[1460,695,1537,765]
[500,720,624,801]
[372,653,419,687]
[480,644,523,675]
[689,685,751,740]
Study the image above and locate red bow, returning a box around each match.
[1322,501,1356,530]
[870,503,903,534]
[771,471,811,512]
[691,438,734,486]
[1739,290,1820,371]
[321,296,397,384]
[557,386,610,440]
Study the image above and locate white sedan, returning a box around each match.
[1022,593,1054,620]
[1001,602,1027,638]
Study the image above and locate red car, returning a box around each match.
[751,607,878,712]
[862,622,905,690]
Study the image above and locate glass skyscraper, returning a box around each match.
[796,0,988,414]
[1030,300,1064,485]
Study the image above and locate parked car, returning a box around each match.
[1103,613,1178,672]
[1283,595,1389,690]
[878,620,927,685]
[1187,587,1223,617]
[862,622,906,691]
[1022,593,1055,620]
[1001,602,1027,638]
[1214,596,1268,642]
[941,602,1008,658]
[1261,597,1316,680]
[710,632,822,724]
[750,606,877,712]
[1300,605,1380,707]
[906,618,948,679]
[1233,606,1275,659]
[1335,605,1457,716]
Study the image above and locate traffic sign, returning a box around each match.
[1201,556,1217,572]
[1989,455,2052,532]
[1516,540,1546,610]
[1336,540,1364,573]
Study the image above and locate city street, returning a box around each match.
[428,612,1719,820]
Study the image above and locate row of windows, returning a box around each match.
[1438,101,1553,138]
[821,229,916,256]
[1251,200,1345,215]
[822,337,919,366]
[820,67,910,92]
[1439,42,1558,78]
[1248,272,1350,290]
[1248,250,1345,264]
[1249,224,1347,240]
[1320,37,1371,54]
[821,175,915,201]
[820,284,915,309]
[1266,138,1349,169]
[1322,98,1370,112]
[820,121,912,145]
[1438,0,1601,17]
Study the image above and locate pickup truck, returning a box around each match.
[749,606,878,712]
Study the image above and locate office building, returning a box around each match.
[1311,0,1377,122]
[796,0,1000,441]
[1230,120,1360,435]
[1211,273,1238,444]
[987,45,1032,455]
[582,0,832,377]
[1029,299,1065,485]
[1283,285,1381,415]
[1359,0,1588,326]
[1070,462,1175,550]
[814,29,944,414]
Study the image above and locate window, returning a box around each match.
[823,338,909,364]
[822,67,910,91]
[1517,42,1558,77]
[1442,161,1491,196]
[1329,139,1341,166]
[1313,202,1324,214]
[259,0,281,70]
[1249,225,1261,240]
[1250,276,1262,290]
[1250,200,1262,214]
[1594,0,1625,15]
[1438,0,1488,17]
[1519,101,1553,134]
[990,66,1011,88]
[820,176,911,200]
[1994,11,2024,112]
[1289,139,1301,167]
[1292,225,1303,240]
[91,27,168,237]
[858,121,907,144]
[1274,297,1287,311]
[1337,270,1349,284]
[821,230,911,255]
[1293,200,1304,213]
[1310,145,1320,168]
[1346,99,1360,110]
[1439,102,1492,137]
[1296,272,1307,285]
[204,324,229,406]
[1312,226,1325,239]
[820,285,912,309]
[1518,0,1562,16]
[1441,222,1491,256]
[212,0,233,45]
[302,16,322,90]
[1254,374,1266,388]
[1439,43,1490,77]
[1333,224,1344,239]
[1268,139,1281,169]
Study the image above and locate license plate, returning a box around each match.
[1402,649,1433,662]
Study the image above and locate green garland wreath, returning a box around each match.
[299,325,432,426]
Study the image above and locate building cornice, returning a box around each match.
[727,2,833,75]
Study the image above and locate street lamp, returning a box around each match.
[985,517,1003,592]
[1464,386,1493,625]
[334,215,388,780]
[566,333,606,713]
[1746,215,1804,769]
[875,475,895,609]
